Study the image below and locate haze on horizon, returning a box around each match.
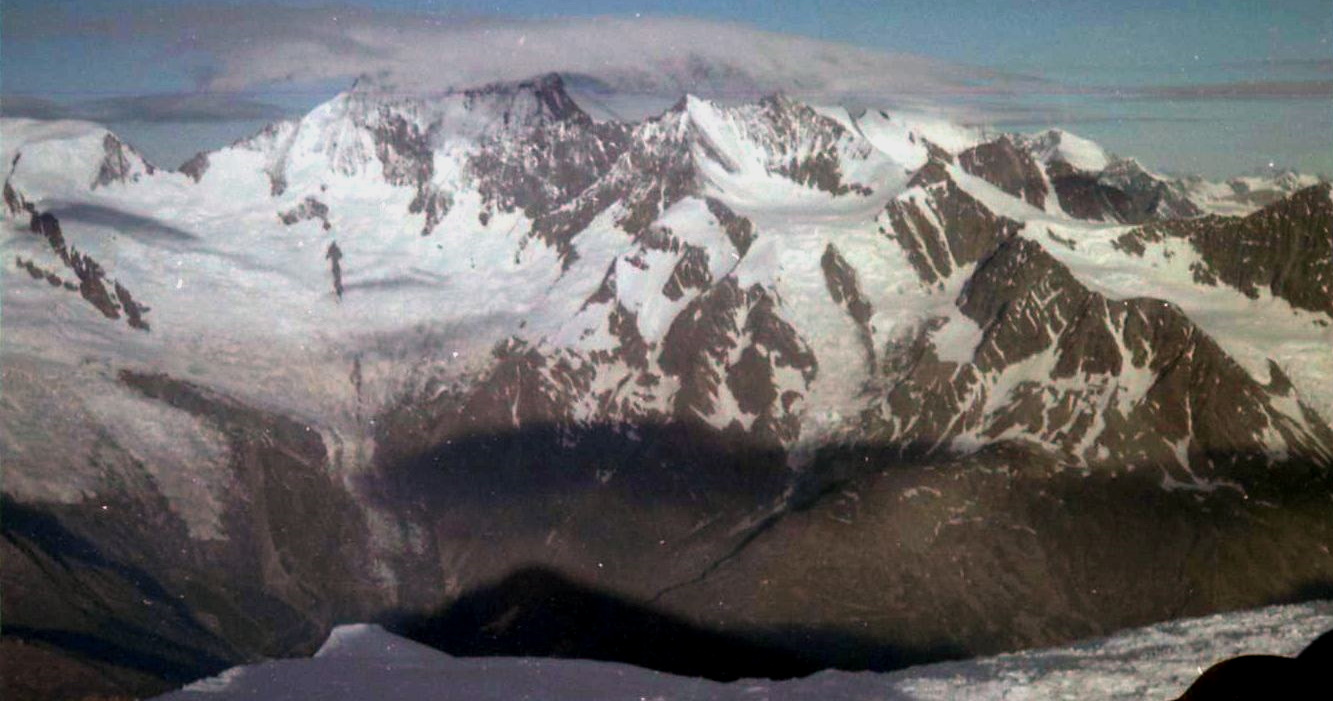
[2,0,1329,178]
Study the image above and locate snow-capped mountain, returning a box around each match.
[2,73,1331,699]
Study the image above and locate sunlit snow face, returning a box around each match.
[5,3,1328,177]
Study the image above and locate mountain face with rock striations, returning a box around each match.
[2,74,1331,699]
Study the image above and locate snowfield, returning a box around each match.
[158,600,1333,700]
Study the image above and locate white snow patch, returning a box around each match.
[157,601,1333,701]
[1023,128,1112,172]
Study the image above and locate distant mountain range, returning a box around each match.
[2,73,1330,700]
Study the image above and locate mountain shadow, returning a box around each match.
[386,565,966,681]
[7,366,1333,698]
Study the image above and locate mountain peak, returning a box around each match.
[342,71,588,126]
[461,72,588,125]
[1021,128,1112,172]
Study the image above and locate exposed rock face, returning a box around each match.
[368,112,448,235]
[662,244,712,300]
[821,243,875,365]
[596,303,652,372]
[658,443,1333,661]
[746,96,874,196]
[1123,183,1333,317]
[705,197,756,256]
[469,114,630,223]
[2,370,384,698]
[325,241,344,299]
[659,278,752,421]
[958,136,1048,208]
[93,134,155,189]
[1047,159,1140,222]
[14,255,61,285]
[884,160,1023,284]
[302,72,599,237]
[657,276,816,440]
[1209,171,1324,211]
[506,92,879,266]
[463,72,591,126]
[1097,159,1201,220]
[114,281,150,330]
[278,196,331,230]
[29,211,67,260]
[220,120,299,196]
[1040,156,1201,224]
[863,233,1333,474]
[523,106,702,267]
[179,152,210,183]
[64,240,121,319]
[13,205,150,331]
[4,180,29,215]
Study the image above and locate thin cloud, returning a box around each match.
[969,114,1216,129]
[80,93,292,123]
[1130,79,1333,101]
[1,92,292,123]
[1213,58,1333,73]
[2,4,1039,102]
[0,95,69,120]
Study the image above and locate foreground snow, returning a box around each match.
[159,600,1332,700]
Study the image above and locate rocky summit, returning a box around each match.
[2,73,1331,699]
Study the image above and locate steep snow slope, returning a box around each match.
[1020,128,1112,172]
[6,84,1327,459]
[1,79,932,458]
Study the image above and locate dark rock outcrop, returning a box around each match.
[1124,183,1333,317]
[959,136,1048,208]
[93,134,155,189]
[1097,159,1201,220]
[469,117,630,224]
[821,243,875,365]
[179,152,210,183]
[859,231,1333,475]
[751,96,873,197]
[662,244,712,301]
[1047,160,1138,222]
[1046,158,1199,224]
[325,241,344,299]
[706,197,756,256]
[278,196,331,230]
[14,205,151,331]
[884,160,1023,284]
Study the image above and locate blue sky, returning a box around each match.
[3,0,1330,176]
